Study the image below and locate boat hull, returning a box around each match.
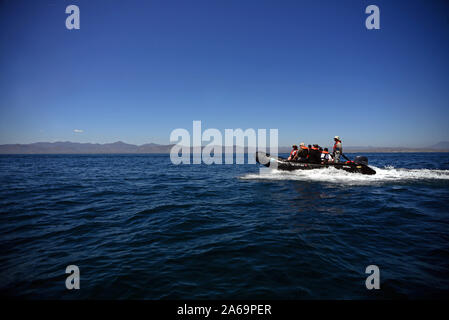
[255,152,376,175]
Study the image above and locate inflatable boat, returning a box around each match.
[255,152,376,175]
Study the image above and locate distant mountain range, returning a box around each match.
[0,141,448,154]
[0,141,174,154]
[429,141,449,149]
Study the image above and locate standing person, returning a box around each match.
[288,145,298,160]
[333,136,342,163]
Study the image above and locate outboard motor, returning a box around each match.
[354,156,368,165]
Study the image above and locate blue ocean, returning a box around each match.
[1,153,448,299]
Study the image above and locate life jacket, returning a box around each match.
[308,147,321,163]
[290,149,298,157]
[333,140,341,152]
[312,147,321,155]
[299,146,309,158]
[322,150,329,154]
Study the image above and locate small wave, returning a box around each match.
[240,166,449,185]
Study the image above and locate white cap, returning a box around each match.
[300,142,305,147]
[334,136,340,140]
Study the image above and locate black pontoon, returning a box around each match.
[255,152,376,175]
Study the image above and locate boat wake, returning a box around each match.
[240,166,449,185]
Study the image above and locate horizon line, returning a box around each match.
[0,140,448,149]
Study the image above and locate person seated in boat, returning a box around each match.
[321,148,333,163]
[293,142,309,161]
[318,146,324,161]
[308,144,321,163]
[333,136,342,163]
[305,144,312,161]
[288,145,298,160]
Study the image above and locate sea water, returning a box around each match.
[0,153,448,299]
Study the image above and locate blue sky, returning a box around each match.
[0,0,448,147]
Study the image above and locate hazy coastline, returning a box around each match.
[0,141,448,154]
